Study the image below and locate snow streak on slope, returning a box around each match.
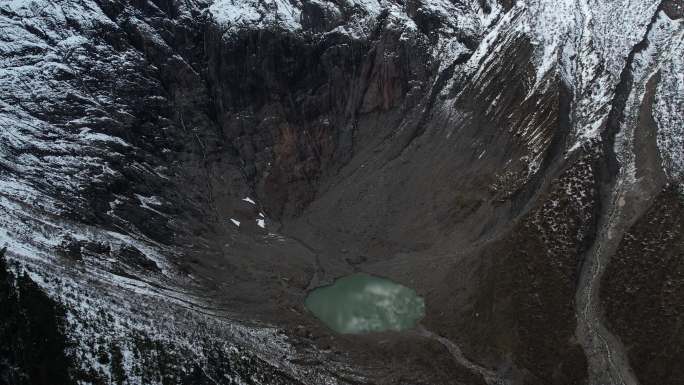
[208,0,416,36]
[0,0,133,257]
[455,0,663,151]
[567,0,661,149]
[209,0,303,32]
[612,10,684,186]
[207,0,495,47]
[652,15,684,186]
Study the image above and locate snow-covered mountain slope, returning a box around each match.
[0,0,350,383]
[0,0,682,384]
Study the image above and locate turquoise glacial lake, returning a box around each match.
[305,273,425,334]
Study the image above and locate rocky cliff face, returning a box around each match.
[0,0,682,384]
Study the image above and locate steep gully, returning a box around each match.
[416,326,508,385]
[574,4,667,385]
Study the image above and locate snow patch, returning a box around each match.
[209,0,303,32]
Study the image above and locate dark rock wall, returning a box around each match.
[203,23,435,218]
[91,0,439,228]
